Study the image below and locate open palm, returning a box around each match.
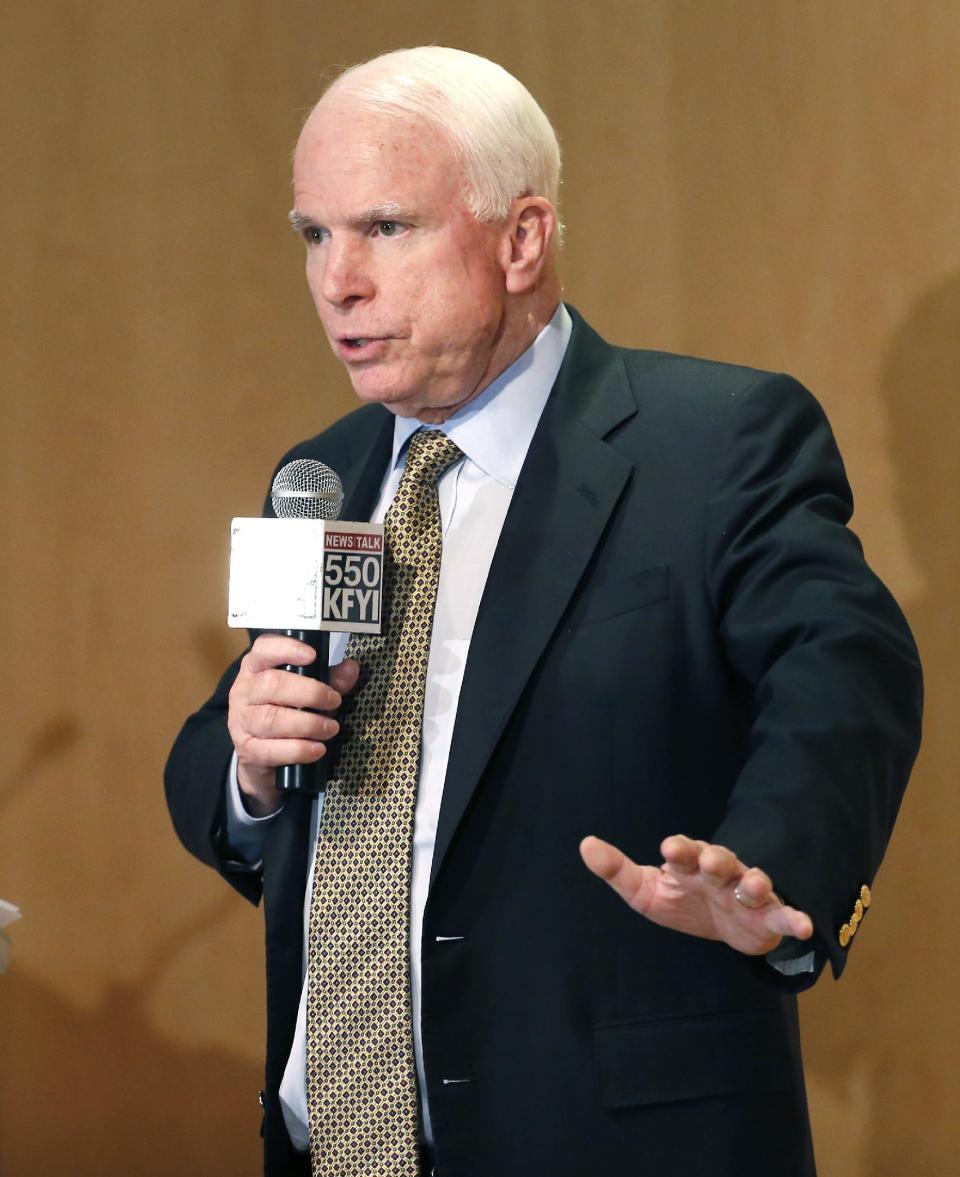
[580,834,813,956]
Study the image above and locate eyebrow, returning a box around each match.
[287,203,408,233]
[359,202,404,221]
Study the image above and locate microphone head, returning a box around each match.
[271,459,344,521]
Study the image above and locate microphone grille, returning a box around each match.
[271,459,344,521]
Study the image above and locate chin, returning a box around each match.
[345,367,467,422]
[346,374,422,417]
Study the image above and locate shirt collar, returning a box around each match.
[389,303,572,488]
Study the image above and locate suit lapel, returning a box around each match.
[430,314,638,886]
[338,409,395,521]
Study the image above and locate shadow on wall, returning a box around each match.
[0,893,263,1177]
[0,706,262,1175]
[0,970,262,1176]
[0,715,82,806]
[800,271,960,1177]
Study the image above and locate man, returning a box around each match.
[165,47,921,1177]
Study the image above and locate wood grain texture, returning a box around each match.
[1,3,955,1172]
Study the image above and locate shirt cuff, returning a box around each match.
[766,945,816,976]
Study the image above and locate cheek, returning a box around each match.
[431,267,502,337]
[413,298,491,363]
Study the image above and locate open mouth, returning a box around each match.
[335,336,390,361]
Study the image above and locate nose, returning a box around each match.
[315,237,375,307]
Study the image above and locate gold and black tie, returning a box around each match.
[306,429,464,1176]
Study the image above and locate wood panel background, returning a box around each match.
[1,2,956,1173]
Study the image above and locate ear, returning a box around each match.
[501,197,558,294]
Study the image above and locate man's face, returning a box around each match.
[292,100,512,422]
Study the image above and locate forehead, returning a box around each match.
[293,100,468,215]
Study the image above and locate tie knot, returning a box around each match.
[401,429,464,488]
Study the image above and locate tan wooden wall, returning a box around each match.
[1,3,956,1173]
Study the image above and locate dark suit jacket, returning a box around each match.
[165,309,921,1177]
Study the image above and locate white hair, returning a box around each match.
[321,46,562,224]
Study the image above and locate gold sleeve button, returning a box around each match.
[839,886,874,949]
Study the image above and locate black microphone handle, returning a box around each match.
[276,628,331,796]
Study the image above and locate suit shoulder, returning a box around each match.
[618,344,793,399]
[613,345,828,437]
[568,306,814,407]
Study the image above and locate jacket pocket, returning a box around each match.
[593,1006,794,1109]
[572,563,670,627]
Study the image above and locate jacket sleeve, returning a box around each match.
[164,649,264,905]
[704,373,922,983]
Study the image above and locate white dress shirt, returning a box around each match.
[226,304,572,1150]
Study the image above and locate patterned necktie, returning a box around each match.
[306,428,464,1177]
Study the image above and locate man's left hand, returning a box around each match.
[580,834,813,956]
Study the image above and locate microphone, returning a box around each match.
[271,460,342,796]
[271,458,344,522]
[227,458,384,795]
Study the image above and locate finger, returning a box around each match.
[237,735,333,770]
[245,634,318,674]
[329,658,360,697]
[579,835,625,881]
[241,666,353,714]
[242,668,326,709]
[733,866,776,908]
[297,658,361,714]
[579,836,658,913]
[242,704,340,744]
[757,904,814,942]
[262,658,360,712]
[698,844,744,889]
[660,834,709,875]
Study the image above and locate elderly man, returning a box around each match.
[165,47,921,1177]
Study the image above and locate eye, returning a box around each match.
[374,220,406,238]
[303,225,328,245]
